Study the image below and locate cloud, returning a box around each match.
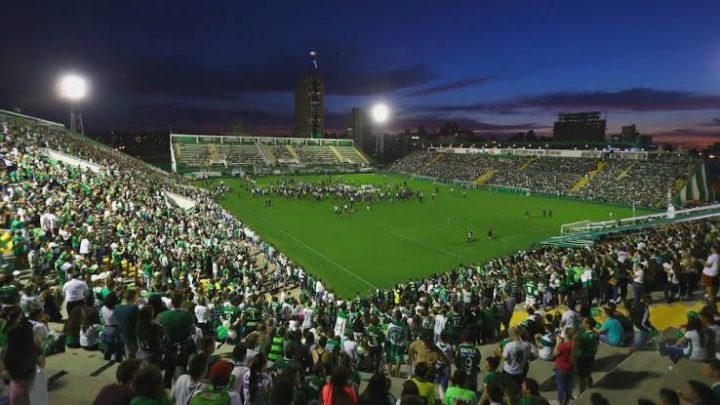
[104,54,438,99]
[650,128,720,148]
[424,88,720,114]
[407,76,495,96]
[395,116,548,132]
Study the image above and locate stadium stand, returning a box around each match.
[390,149,708,208]
[1,111,719,405]
[171,134,369,175]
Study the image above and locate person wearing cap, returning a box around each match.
[188,360,241,404]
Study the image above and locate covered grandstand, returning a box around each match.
[170,133,371,176]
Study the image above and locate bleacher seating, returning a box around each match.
[390,150,698,208]
[172,135,369,171]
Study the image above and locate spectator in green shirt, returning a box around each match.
[157,291,195,388]
[443,369,477,405]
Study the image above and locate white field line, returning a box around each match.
[242,207,378,289]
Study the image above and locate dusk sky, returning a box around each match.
[1,1,720,147]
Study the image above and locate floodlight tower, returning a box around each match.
[57,74,88,135]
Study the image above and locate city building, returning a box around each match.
[294,74,324,138]
[552,111,606,142]
[349,107,373,156]
[621,124,639,143]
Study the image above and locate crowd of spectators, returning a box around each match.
[0,116,718,405]
[390,151,694,208]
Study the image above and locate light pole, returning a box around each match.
[370,103,391,159]
[57,74,88,135]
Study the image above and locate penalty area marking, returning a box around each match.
[239,206,378,290]
[390,230,472,261]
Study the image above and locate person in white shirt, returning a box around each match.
[231,344,249,394]
[62,271,88,315]
[342,333,359,365]
[632,264,645,306]
[433,310,448,344]
[171,352,208,405]
[39,212,57,236]
[702,247,719,301]
[79,237,92,259]
[502,327,532,387]
[194,296,211,336]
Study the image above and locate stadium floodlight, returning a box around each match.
[57,73,88,135]
[58,74,88,101]
[371,103,390,124]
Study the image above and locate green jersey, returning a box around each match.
[446,312,463,337]
[386,321,409,363]
[366,324,384,347]
[222,305,239,323]
[577,330,599,358]
[304,375,324,402]
[455,343,481,376]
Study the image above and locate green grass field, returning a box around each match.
[205,174,651,297]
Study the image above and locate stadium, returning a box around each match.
[2,3,720,405]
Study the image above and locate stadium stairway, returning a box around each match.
[257,144,276,165]
[425,152,445,167]
[518,157,536,172]
[570,161,605,193]
[573,354,711,404]
[328,145,345,162]
[616,165,633,180]
[285,145,300,160]
[473,169,497,185]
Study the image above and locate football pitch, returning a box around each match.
[205,173,652,297]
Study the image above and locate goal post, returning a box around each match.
[486,184,531,196]
[560,220,592,235]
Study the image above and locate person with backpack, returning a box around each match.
[171,353,208,405]
[410,362,438,405]
[313,336,335,375]
[189,360,242,405]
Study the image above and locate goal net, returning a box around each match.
[487,184,531,196]
[560,220,593,235]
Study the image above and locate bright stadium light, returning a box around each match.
[57,74,88,101]
[57,73,88,134]
[371,103,390,124]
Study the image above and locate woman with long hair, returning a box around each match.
[135,305,166,366]
[322,365,357,405]
[663,314,713,363]
[80,307,102,350]
[4,319,46,405]
[100,292,124,362]
[358,372,394,405]
[243,353,271,405]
